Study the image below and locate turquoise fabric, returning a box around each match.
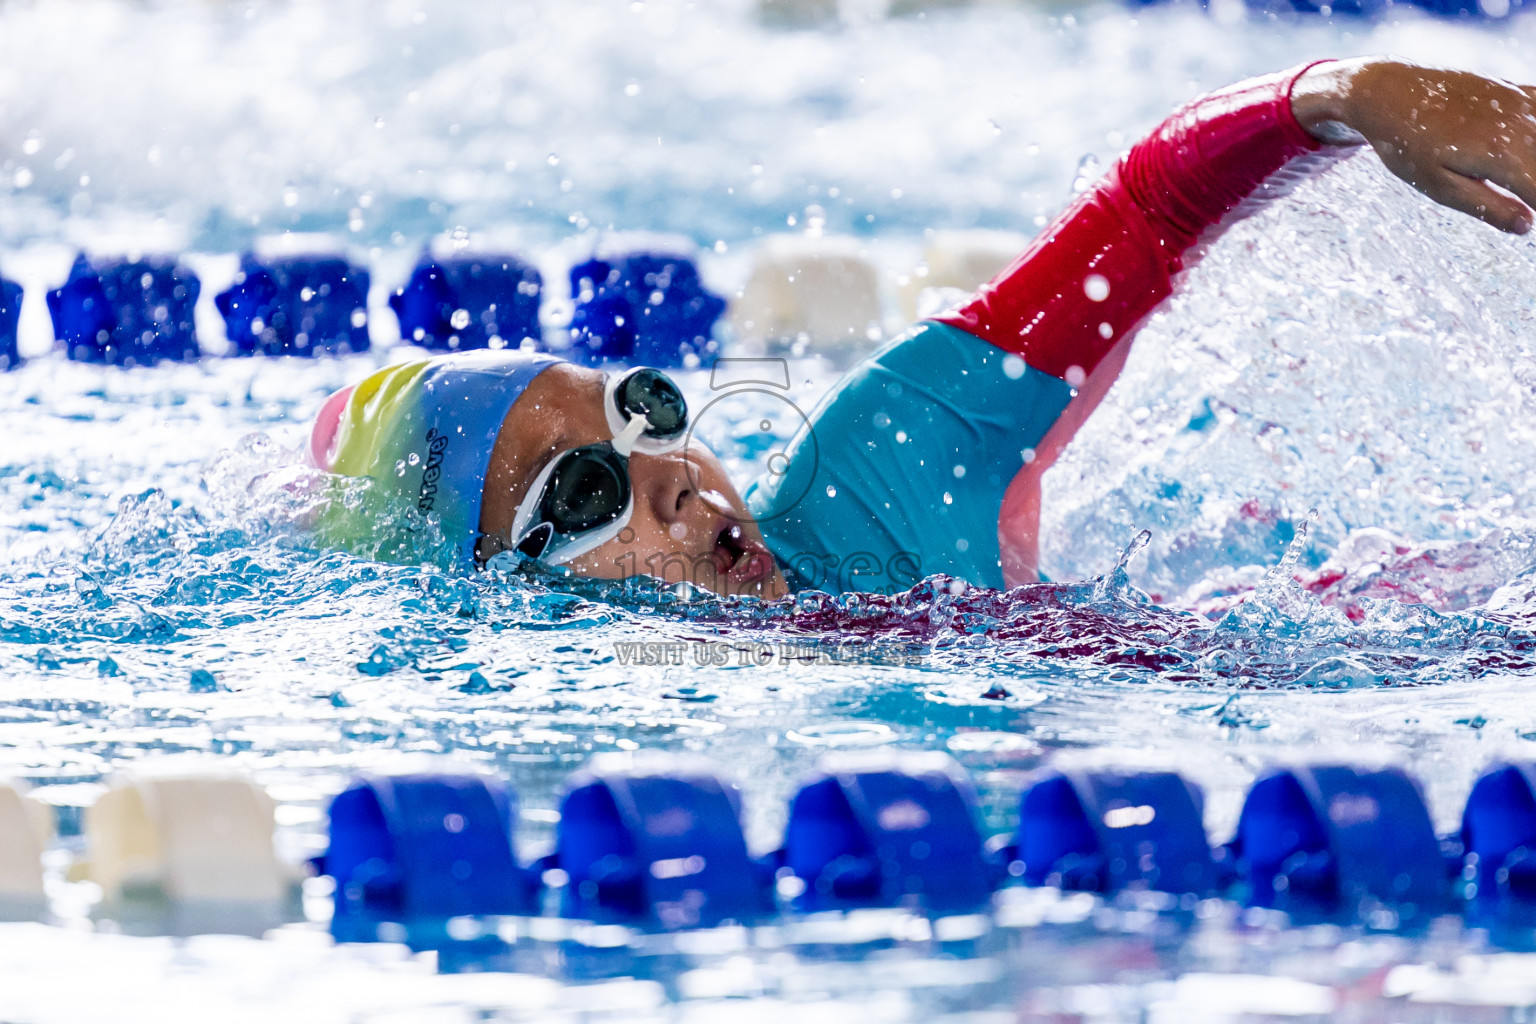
[745,321,1075,594]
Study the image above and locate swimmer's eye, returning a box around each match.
[507,443,634,566]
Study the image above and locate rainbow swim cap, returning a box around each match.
[310,349,561,566]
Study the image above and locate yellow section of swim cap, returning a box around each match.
[311,357,456,568]
[328,359,433,480]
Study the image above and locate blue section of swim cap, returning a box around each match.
[408,350,561,566]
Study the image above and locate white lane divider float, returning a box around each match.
[898,229,1032,323]
[732,234,882,358]
[74,773,297,933]
[0,781,51,919]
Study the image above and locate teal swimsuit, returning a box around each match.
[745,322,1074,593]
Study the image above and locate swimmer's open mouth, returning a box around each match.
[713,523,773,585]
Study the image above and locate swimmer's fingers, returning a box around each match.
[1418,166,1534,234]
[1436,120,1536,234]
[1362,136,1533,234]
[1339,62,1536,234]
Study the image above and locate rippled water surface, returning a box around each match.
[7,0,1536,1019]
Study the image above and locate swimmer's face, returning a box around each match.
[477,363,788,600]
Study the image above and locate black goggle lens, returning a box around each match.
[540,445,630,535]
[617,368,687,439]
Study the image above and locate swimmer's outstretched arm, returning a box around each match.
[952,58,1536,585]
[1291,60,1536,235]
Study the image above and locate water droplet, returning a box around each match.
[1071,153,1101,194]
[804,203,826,237]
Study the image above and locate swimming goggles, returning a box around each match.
[498,366,689,567]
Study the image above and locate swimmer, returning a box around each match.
[311,58,1536,599]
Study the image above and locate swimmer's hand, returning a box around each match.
[1292,58,1536,235]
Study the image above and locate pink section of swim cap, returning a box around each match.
[310,384,356,470]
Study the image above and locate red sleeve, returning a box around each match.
[932,61,1330,382]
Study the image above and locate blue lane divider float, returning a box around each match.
[554,753,773,928]
[1015,768,1222,897]
[0,276,20,370]
[215,254,371,357]
[32,245,729,369]
[569,247,726,367]
[1461,762,1536,909]
[389,253,543,352]
[294,757,1536,943]
[779,751,998,912]
[316,772,538,942]
[47,254,200,365]
[1146,0,1525,20]
[1231,764,1450,919]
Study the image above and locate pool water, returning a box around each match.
[7,0,1536,1019]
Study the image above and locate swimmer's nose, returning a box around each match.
[635,455,711,536]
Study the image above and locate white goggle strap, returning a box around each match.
[602,370,687,456]
[609,415,647,458]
